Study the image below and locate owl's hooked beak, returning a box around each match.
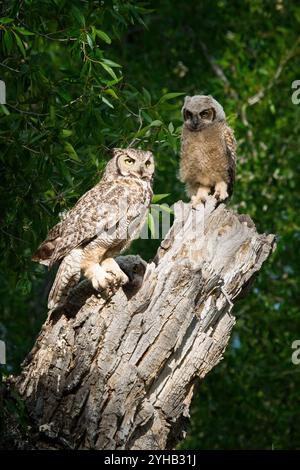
[191,115,199,129]
[136,164,149,179]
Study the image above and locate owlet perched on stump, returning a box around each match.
[179,95,237,206]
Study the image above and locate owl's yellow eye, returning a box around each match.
[132,266,139,273]
[125,158,135,165]
[145,160,151,167]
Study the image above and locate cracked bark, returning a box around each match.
[14,199,276,450]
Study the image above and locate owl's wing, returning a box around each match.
[223,125,237,197]
[34,180,148,267]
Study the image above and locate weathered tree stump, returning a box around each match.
[15,199,275,450]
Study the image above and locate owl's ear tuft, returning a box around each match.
[182,96,191,115]
[111,148,122,157]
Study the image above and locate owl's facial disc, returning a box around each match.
[183,107,216,131]
[117,150,154,180]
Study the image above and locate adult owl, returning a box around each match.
[179,95,236,206]
[32,148,155,309]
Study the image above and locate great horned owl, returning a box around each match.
[116,255,147,299]
[179,95,236,206]
[32,148,155,309]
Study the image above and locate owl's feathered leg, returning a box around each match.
[101,258,129,285]
[191,185,211,207]
[80,242,116,294]
[214,181,229,201]
[48,248,82,310]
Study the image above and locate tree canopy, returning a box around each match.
[1,0,300,450]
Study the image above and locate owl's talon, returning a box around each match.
[191,197,204,208]
[214,189,228,201]
[85,263,114,292]
[101,258,129,287]
[214,190,228,201]
[214,182,229,201]
[191,189,210,208]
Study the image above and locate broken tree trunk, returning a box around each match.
[15,199,275,450]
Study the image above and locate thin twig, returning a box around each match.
[63,94,84,108]
[6,103,49,117]
[17,19,76,42]
[0,62,21,73]
[247,36,300,106]
[128,107,144,147]
[200,40,239,101]
[1,228,29,244]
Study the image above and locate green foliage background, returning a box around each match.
[1,0,300,450]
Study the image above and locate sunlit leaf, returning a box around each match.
[102,96,114,108]
[147,212,156,238]
[150,120,163,127]
[64,142,80,161]
[0,17,14,24]
[152,193,170,203]
[160,92,185,102]
[95,29,111,44]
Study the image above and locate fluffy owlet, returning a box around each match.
[116,255,147,299]
[32,148,155,309]
[179,95,237,206]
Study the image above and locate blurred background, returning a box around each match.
[0,0,300,449]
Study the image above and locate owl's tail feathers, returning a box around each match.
[32,240,57,266]
[48,248,82,310]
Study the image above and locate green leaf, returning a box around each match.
[101,58,122,68]
[100,62,118,80]
[102,96,114,108]
[160,92,185,102]
[0,17,14,24]
[49,105,56,124]
[141,110,152,124]
[168,122,174,133]
[61,129,73,138]
[152,193,170,203]
[13,31,26,58]
[103,88,119,100]
[95,29,111,44]
[143,87,151,104]
[147,212,156,238]
[4,30,13,54]
[86,33,93,49]
[156,203,174,215]
[64,142,80,161]
[14,26,34,36]
[150,120,163,127]
[71,6,85,26]
[0,104,10,115]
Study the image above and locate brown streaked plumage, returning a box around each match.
[32,148,155,309]
[179,95,237,206]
